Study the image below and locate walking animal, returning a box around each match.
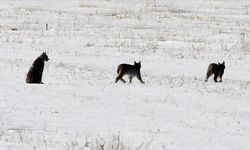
[205,61,225,82]
[26,52,49,84]
[115,61,145,84]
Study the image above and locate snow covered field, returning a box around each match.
[1,0,250,149]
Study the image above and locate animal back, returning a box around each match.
[117,64,139,76]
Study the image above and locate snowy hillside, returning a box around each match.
[1,0,250,149]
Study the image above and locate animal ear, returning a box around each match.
[139,61,141,64]
[222,61,225,65]
[218,61,220,64]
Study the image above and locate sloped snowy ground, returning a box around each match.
[1,0,250,149]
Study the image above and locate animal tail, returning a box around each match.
[117,67,120,74]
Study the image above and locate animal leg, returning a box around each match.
[129,76,133,83]
[115,73,126,83]
[120,78,126,83]
[137,74,145,84]
[115,77,119,83]
[213,74,218,82]
[219,74,223,82]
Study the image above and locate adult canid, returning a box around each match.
[115,61,145,84]
[26,52,49,84]
[205,61,225,82]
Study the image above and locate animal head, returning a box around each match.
[218,61,225,70]
[134,61,141,68]
[41,52,49,61]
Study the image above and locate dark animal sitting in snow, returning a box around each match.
[205,61,225,82]
[115,61,145,84]
[26,52,49,84]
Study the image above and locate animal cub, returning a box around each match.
[26,52,49,84]
[205,61,225,82]
[115,61,145,84]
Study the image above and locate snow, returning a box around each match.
[1,0,250,149]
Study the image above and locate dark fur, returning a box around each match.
[205,61,225,82]
[115,61,145,84]
[26,52,49,84]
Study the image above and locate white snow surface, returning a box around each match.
[1,0,250,149]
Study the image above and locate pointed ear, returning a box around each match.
[218,61,220,64]
[139,61,141,64]
[222,61,225,65]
